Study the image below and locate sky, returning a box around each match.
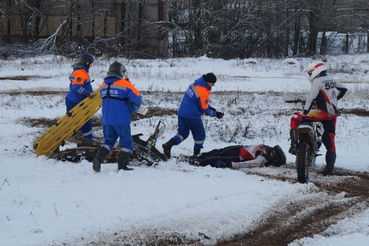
[1,54,369,246]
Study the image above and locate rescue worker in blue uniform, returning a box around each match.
[65,53,97,146]
[92,61,142,172]
[162,73,224,159]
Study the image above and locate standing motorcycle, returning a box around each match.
[292,121,324,183]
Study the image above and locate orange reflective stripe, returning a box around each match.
[194,85,210,110]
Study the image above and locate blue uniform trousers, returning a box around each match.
[101,124,133,154]
[173,116,205,150]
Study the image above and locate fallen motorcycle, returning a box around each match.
[49,120,167,166]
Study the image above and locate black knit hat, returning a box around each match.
[203,73,217,83]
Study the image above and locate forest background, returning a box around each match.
[1,0,369,59]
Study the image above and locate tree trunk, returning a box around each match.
[76,1,82,45]
[285,2,290,57]
[345,32,349,54]
[320,31,327,55]
[293,18,300,56]
[307,12,318,56]
[192,0,202,54]
[116,1,127,45]
[33,0,43,40]
[91,0,96,38]
[6,0,12,43]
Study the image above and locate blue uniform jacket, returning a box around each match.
[178,76,216,119]
[101,77,142,125]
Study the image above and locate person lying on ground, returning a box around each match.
[189,144,286,169]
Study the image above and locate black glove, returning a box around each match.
[216,112,224,119]
[86,91,96,99]
[300,115,306,123]
[209,106,216,112]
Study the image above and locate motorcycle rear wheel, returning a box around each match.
[296,143,310,183]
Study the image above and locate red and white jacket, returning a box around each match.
[232,144,269,169]
[304,76,347,117]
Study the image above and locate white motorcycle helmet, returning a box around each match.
[303,61,327,80]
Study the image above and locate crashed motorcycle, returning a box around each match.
[291,121,324,183]
[49,120,167,166]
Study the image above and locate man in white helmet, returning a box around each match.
[289,61,347,176]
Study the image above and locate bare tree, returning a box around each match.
[0,0,12,43]
[33,20,67,54]
[1,0,369,58]
[334,0,369,54]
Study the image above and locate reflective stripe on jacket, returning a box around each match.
[66,67,92,103]
[178,76,216,119]
[100,77,142,125]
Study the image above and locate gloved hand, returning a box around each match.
[209,106,216,112]
[86,91,95,99]
[300,115,306,123]
[216,112,224,119]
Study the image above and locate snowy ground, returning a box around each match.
[1,54,369,245]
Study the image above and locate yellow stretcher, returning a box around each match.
[33,88,102,157]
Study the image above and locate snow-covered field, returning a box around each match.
[1,54,369,245]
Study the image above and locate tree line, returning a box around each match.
[0,0,368,59]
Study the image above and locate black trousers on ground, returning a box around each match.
[199,145,242,167]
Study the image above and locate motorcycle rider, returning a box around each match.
[289,61,347,176]
[189,144,286,169]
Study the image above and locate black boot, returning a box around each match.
[92,147,109,172]
[188,149,201,165]
[288,129,296,155]
[118,151,134,171]
[162,139,177,159]
[319,151,336,176]
[193,148,200,157]
[188,156,201,166]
